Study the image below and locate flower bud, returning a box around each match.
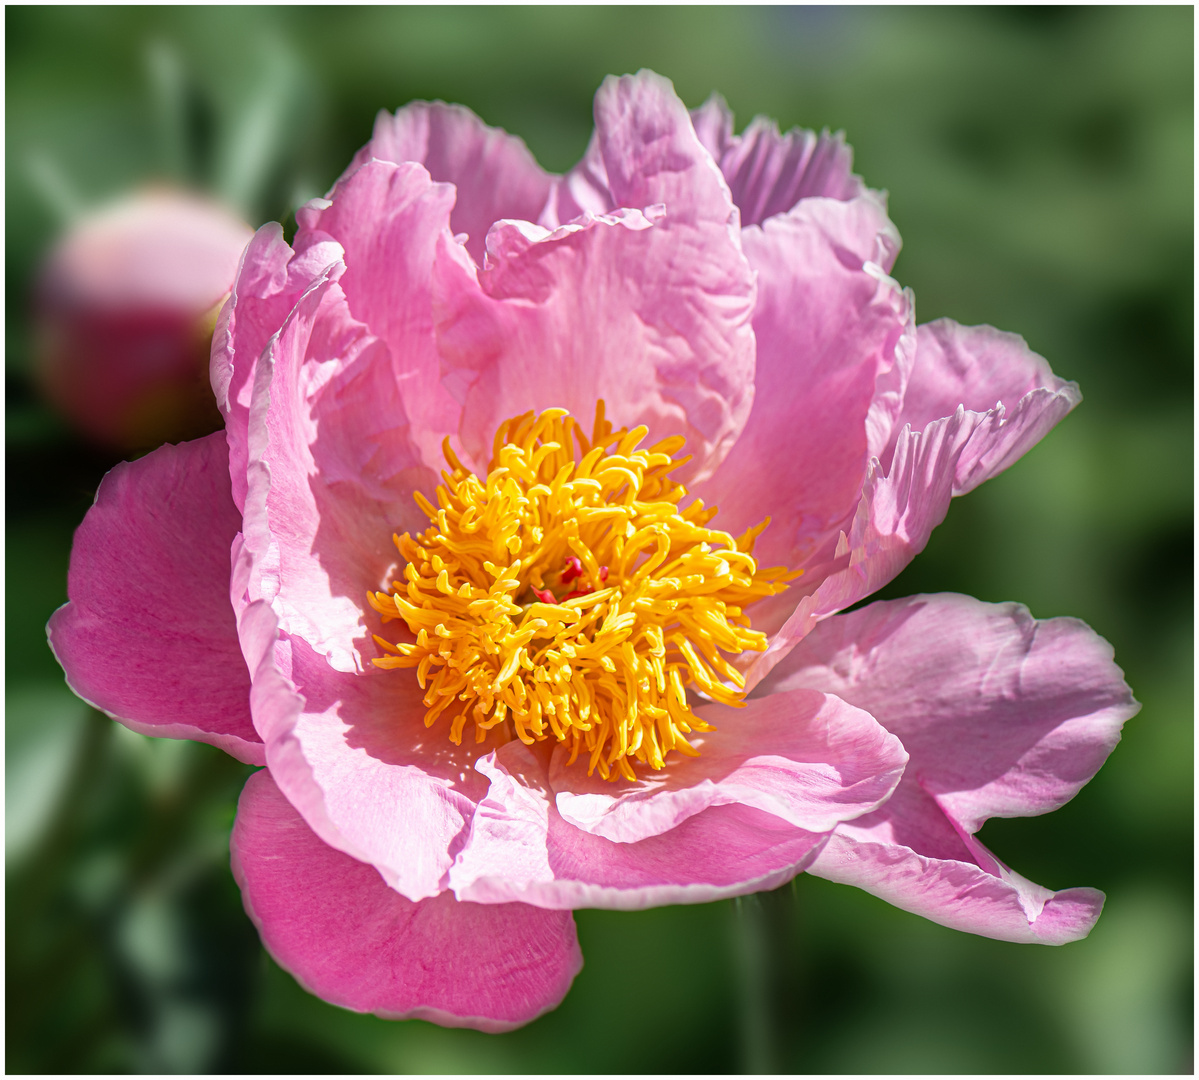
[34,189,253,450]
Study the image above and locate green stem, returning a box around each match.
[732,892,777,1074]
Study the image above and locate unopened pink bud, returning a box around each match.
[34,189,253,450]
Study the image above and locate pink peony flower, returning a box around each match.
[48,72,1138,1030]
[34,189,254,450]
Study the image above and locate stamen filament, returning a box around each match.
[369,404,797,779]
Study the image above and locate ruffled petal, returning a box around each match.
[761,593,1137,943]
[233,215,489,898]
[437,71,756,484]
[294,159,465,472]
[549,688,906,843]
[759,593,1137,830]
[541,129,610,226]
[231,769,582,1031]
[693,195,912,635]
[450,740,829,910]
[239,264,435,673]
[809,827,1105,944]
[544,71,738,229]
[587,71,736,223]
[746,382,1079,687]
[212,223,345,512]
[882,319,1082,494]
[237,601,487,902]
[346,100,554,269]
[690,94,869,227]
[47,433,262,764]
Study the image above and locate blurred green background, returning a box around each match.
[6,6,1192,1073]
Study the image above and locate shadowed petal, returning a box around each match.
[760,593,1137,829]
[690,94,868,226]
[762,593,1137,942]
[232,769,582,1030]
[692,195,912,638]
[294,160,466,472]
[549,688,906,843]
[211,223,345,512]
[47,433,262,764]
[238,601,487,902]
[746,382,1080,688]
[882,319,1081,494]
[450,741,830,910]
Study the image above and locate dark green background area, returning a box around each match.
[6,6,1192,1073]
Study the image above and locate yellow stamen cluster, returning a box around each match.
[368,404,796,781]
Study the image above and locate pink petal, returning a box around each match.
[809,828,1105,944]
[746,380,1079,687]
[588,71,737,224]
[549,689,906,843]
[47,434,263,764]
[437,71,755,483]
[692,195,912,635]
[211,223,345,512]
[451,741,828,910]
[346,100,554,268]
[761,593,1137,942]
[759,593,1137,830]
[234,145,502,904]
[293,160,465,472]
[882,319,1082,494]
[240,267,435,673]
[435,204,755,484]
[690,94,868,225]
[232,769,581,1031]
[544,71,743,230]
[237,600,488,903]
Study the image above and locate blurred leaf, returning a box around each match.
[5,683,91,866]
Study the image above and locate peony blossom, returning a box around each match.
[35,189,254,450]
[49,71,1138,1030]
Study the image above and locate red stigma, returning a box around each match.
[532,561,610,604]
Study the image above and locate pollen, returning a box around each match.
[368,404,797,781]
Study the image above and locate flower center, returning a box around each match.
[368,404,796,780]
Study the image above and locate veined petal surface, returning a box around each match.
[747,379,1080,687]
[293,160,466,473]
[211,223,345,512]
[450,741,830,911]
[347,100,554,268]
[882,318,1081,494]
[237,589,487,903]
[450,692,905,909]
[239,263,434,673]
[760,593,1138,941]
[47,433,262,764]
[438,71,756,484]
[690,94,868,224]
[232,769,582,1031]
[692,193,912,639]
[549,689,906,843]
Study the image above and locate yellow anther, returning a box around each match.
[369,404,796,779]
